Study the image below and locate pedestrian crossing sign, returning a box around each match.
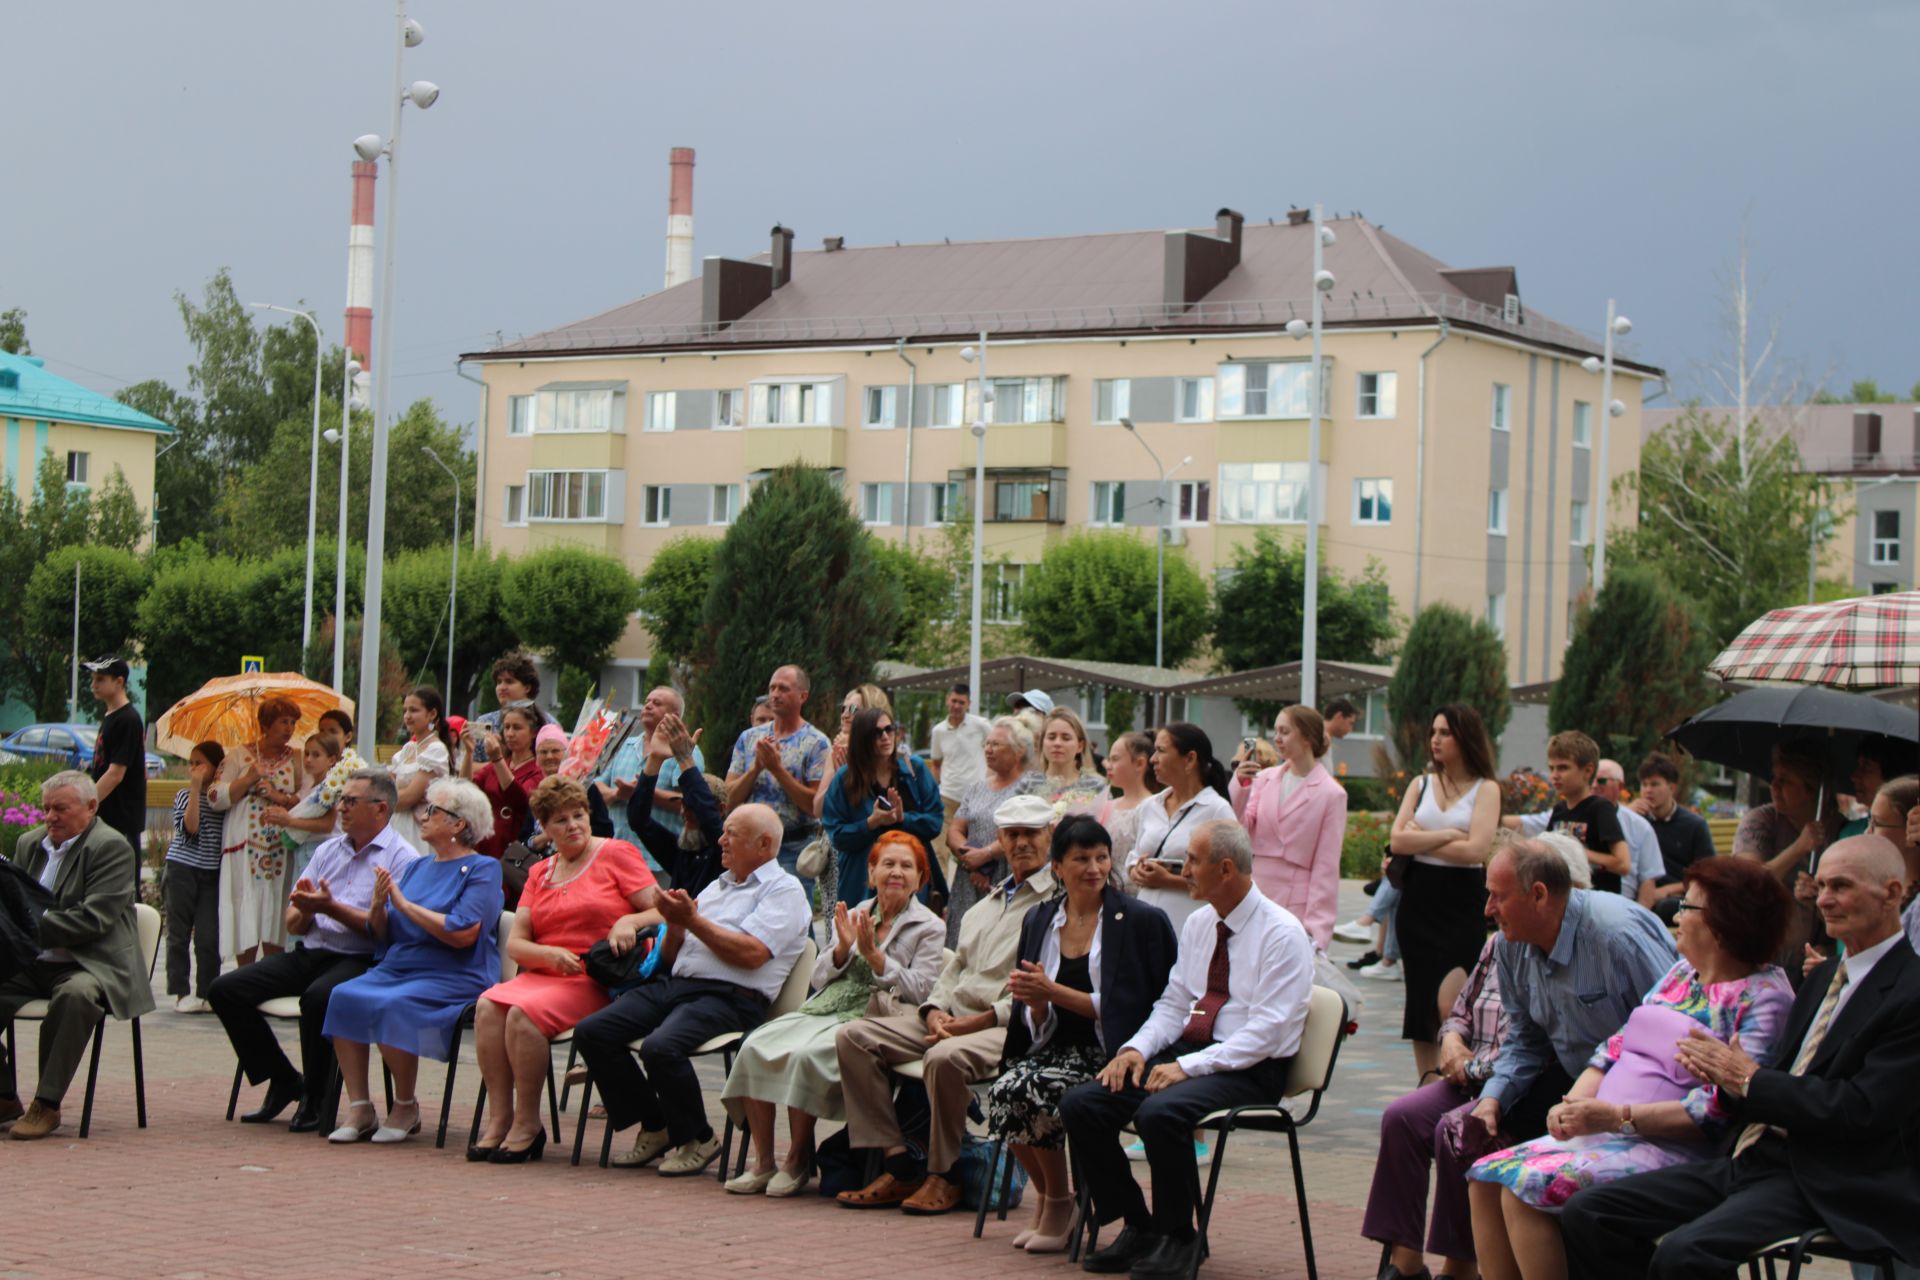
[241,655,264,674]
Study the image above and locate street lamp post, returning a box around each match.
[1582,302,1631,593]
[249,303,323,661]
[1285,205,1338,707]
[959,332,990,708]
[352,2,437,758]
[323,361,366,692]
[1119,418,1191,671]
[420,445,460,706]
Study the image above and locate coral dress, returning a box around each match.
[479,839,656,1038]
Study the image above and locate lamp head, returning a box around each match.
[407,80,440,110]
[346,359,362,378]
[1609,399,1627,418]
[1119,417,1137,433]
[1318,225,1337,247]
[1285,318,1309,339]
[402,17,425,47]
[1581,356,1603,375]
[1314,269,1336,293]
[959,345,977,363]
[353,134,386,162]
[352,370,371,393]
[1612,315,1633,336]
[323,428,342,445]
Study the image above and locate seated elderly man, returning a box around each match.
[210,769,419,1132]
[835,792,1058,1215]
[579,802,810,1177]
[1562,835,1920,1280]
[0,771,155,1140]
[1060,819,1316,1279]
[1464,839,1677,1171]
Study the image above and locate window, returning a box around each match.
[1164,695,1189,723]
[979,377,1064,425]
[1353,478,1392,526]
[863,386,898,429]
[525,470,610,522]
[1487,591,1507,639]
[749,380,833,426]
[1083,686,1107,728]
[923,480,966,526]
[1873,582,1899,595]
[929,383,965,427]
[985,564,1028,623]
[710,483,740,526]
[503,484,525,526]
[860,483,899,526]
[1220,462,1316,524]
[715,389,741,428]
[1356,372,1397,419]
[640,485,670,527]
[1090,481,1127,527]
[1175,480,1210,526]
[65,451,89,485]
[1176,376,1215,422]
[994,474,1058,522]
[1216,360,1327,419]
[1503,294,1523,325]
[1571,400,1592,448]
[1491,383,1512,432]
[1487,487,1508,534]
[1094,379,1130,424]
[507,395,533,436]
[1872,510,1901,564]
[535,386,625,433]
[1353,690,1391,739]
[1570,499,1590,545]
[644,391,676,432]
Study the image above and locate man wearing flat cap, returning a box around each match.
[82,655,147,859]
[835,792,1059,1215]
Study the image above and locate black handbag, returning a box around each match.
[581,923,667,995]
[1384,777,1425,890]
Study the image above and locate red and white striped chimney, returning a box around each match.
[344,160,378,366]
[664,146,695,289]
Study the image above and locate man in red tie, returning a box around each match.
[1061,818,1316,1279]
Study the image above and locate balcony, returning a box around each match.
[947,467,1068,524]
[744,424,846,471]
[982,421,1068,469]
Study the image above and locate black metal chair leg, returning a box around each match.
[1191,1128,1233,1280]
[227,1061,244,1120]
[972,1134,1002,1238]
[572,1077,594,1167]
[469,1080,487,1148]
[996,1138,1015,1221]
[435,1022,463,1149]
[559,1039,580,1110]
[77,1022,105,1139]
[544,1053,561,1141]
[1285,1126,1318,1280]
[131,1018,147,1128]
[382,1061,394,1111]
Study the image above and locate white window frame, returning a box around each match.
[1215,359,1329,420]
[640,485,671,528]
[526,469,614,523]
[535,386,626,434]
[748,379,837,427]
[1089,480,1127,527]
[1570,499,1590,546]
[972,376,1064,425]
[1093,378,1131,425]
[1350,690,1391,739]
[860,482,899,526]
[1352,477,1392,526]
[1571,399,1592,448]
[1488,591,1507,639]
[1174,479,1210,527]
[1491,383,1512,432]
[926,480,965,526]
[710,483,740,526]
[644,391,676,432]
[507,394,534,437]
[1082,685,1107,729]
[65,451,89,485]
[1355,371,1397,419]
[1871,509,1901,564]
[503,484,526,527]
[1218,462,1321,525]
[715,389,741,430]
[862,386,899,430]
[984,563,1029,624]
[1488,486,1508,535]
[1175,376,1215,423]
[929,383,965,428]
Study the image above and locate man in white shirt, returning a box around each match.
[928,683,990,881]
[579,803,810,1177]
[1061,819,1315,1279]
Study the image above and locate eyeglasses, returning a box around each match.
[426,803,460,823]
[875,724,897,736]
[1673,902,1704,915]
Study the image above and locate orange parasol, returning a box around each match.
[153,673,356,758]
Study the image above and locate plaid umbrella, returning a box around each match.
[1706,590,1920,690]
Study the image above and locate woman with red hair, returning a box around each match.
[719,831,946,1197]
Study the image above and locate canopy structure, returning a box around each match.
[875,656,1395,705]
[1166,660,1395,704]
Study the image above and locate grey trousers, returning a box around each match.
[0,959,109,1106]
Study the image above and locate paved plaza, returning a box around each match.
[0,882,1844,1279]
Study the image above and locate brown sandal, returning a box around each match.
[837,1171,925,1208]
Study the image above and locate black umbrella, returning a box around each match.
[1666,686,1918,793]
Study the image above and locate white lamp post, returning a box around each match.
[1119,417,1191,671]
[1285,205,1337,707]
[249,303,323,662]
[352,2,437,758]
[420,445,460,706]
[322,362,367,692]
[1581,303,1632,593]
[959,333,991,708]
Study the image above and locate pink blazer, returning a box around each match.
[1228,763,1347,951]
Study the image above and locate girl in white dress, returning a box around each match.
[389,686,454,853]
[211,697,305,963]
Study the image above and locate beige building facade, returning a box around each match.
[467,213,1661,698]
[1,351,170,539]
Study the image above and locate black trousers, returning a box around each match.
[1059,1049,1289,1242]
[1561,1135,1817,1280]
[208,947,371,1095]
[164,864,221,998]
[573,976,767,1146]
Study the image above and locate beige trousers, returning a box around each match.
[835,1012,1005,1174]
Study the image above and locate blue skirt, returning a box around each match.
[322,961,491,1061]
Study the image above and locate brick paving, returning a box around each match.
[0,882,1846,1279]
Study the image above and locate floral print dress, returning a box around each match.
[214,744,304,957]
[1467,958,1794,1211]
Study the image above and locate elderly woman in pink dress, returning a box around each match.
[1228,704,1347,951]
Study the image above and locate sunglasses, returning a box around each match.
[426,803,461,823]
[875,724,897,736]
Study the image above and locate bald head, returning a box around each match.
[719,802,783,880]
[1823,834,1906,886]
[1815,834,1907,952]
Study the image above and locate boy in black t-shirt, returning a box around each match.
[84,653,148,857]
[1543,730,1630,894]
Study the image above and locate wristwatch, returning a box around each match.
[1618,1103,1637,1136]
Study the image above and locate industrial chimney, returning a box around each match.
[344,160,377,366]
[664,147,695,289]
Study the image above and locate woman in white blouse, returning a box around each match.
[389,686,454,853]
[1097,732,1158,878]
[1125,722,1239,932]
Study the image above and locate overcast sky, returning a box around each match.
[8,0,1915,438]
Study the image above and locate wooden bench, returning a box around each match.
[1706,815,1739,854]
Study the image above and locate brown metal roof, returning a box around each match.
[468,216,1660,374]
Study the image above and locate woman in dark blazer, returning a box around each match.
[988,814,1177,1254]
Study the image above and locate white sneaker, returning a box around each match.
[1358,960,1402,982]
[1332,918,1373,944]
[174,995,210,1014]
[1124,1139,1148,1162]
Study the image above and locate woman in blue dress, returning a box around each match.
[324,777,505,1144]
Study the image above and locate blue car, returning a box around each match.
[0,723,165,778]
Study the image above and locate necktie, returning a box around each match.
[1181,921,1234,1045]
[1731,962,1848,1157]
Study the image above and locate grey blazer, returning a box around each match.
[10,819,155,1020]
[811,894,946,1016]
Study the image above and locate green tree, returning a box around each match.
[500,546,641,724]
[1548,565,1717,764]
[1612,407,1829,647]
[381,542,515,711]
[888,514,1024,669]
[0,307,28,355]
[635,534,717,666]
[694,465,900,736]
[118,379,214,547]
[1385,604,1510,774]
[21,547,150,719]
[90,467,146,551]
[136,546,254,714]
[0,453,130,711]
[1015,529,1209,667]
[867,535,957,662]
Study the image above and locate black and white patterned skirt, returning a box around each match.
[986,1042,1107,1149]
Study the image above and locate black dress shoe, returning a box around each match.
[466,1140,502,1163]
[1345,949,1381,971]
[1083,1225,1161,1274]
[488,1127,547,1164]
[1130,1234,1201,1280]
[240,1078,303,1125]
[287,1103,322,1134]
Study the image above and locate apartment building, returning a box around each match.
[1,350,171,531]
[464,209,1661,698]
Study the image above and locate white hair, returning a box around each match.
[426,776,495,845]
[41,770,97,803]
[1531,830,1593,890]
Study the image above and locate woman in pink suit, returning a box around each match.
[1229,704,1347,950]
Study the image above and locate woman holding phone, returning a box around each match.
[1123,722,1237,932]
[819,707,945,908]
